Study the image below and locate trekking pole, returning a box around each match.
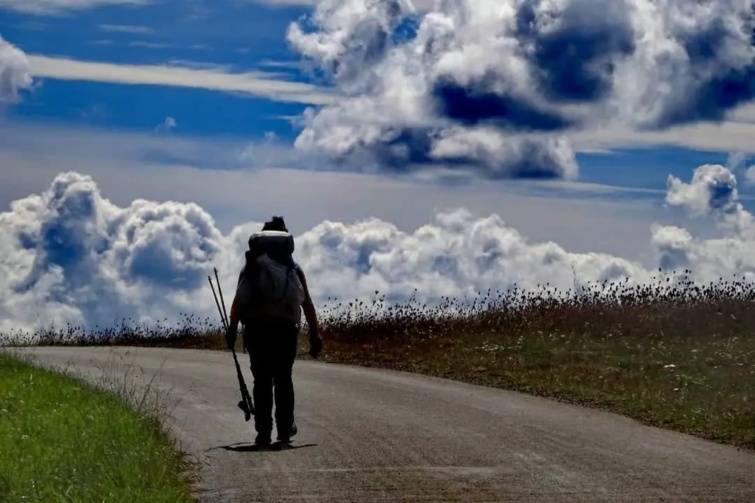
[212,268,253,408]
[214,268,229,328]
[208,275,227,332]
[214,268,245,355]
[209,274,255,421]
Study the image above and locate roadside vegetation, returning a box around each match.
[3,270,754,450]
[0,351,194,502]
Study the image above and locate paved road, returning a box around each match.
[8,346,755,502]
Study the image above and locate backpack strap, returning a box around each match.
[272,260,294,303]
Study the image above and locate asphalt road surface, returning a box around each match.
[9,346,755,502]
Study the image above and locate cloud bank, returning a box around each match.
[27,54,338,106]
[2,163,755,335]
[287,0,755,179]
[0,23,335,108]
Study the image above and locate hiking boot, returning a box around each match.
[277,419,297,443]
[255,433,271,447]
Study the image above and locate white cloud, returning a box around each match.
[666,164,739,218]
[155,116,177,132]
[246,0,437,11]
[0,119,667,265]
[286,0,755,180]
[0,0,149,15]
[98,24,154,34]
[570,120,755,156]
[0,161,753,336]
[745,166,755,185]
[26,54,338,105]
[129,41,174,49]
[728,104,755,125]
[0,35,33,103]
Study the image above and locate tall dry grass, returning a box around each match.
[1,270,753,448]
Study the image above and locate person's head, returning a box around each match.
[262,215,288,233]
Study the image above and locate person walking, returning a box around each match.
[225,216,323,446]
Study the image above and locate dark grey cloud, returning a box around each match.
[431,74,572,131]
[515,0,636,104]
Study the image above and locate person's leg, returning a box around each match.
[244,323,274,444]
[272,319,299,442]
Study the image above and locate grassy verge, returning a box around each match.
[315,277,755,450]
[0,351,194,502]
[3,272,754,450]
[321,327,754,449]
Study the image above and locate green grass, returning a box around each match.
[0,352,194,503]
[321,327,755,450]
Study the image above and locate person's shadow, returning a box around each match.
[208,442,318,453]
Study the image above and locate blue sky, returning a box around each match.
[2,0,754,187]
[1,0,312,139]
[4,0,755,331]
[3,0,755,258]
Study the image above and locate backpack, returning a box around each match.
[235,230,306,325]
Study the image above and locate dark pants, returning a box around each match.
[243,316,299,441]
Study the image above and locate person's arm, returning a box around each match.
[225,264,245,350]
[296,267,322,357]
[295,265,318,332]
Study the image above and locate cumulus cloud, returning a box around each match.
[3,163,755,335]
[286,0,755,179]
[653,162,755,274]
[728,151,755,186]
[0,172,257,334]
[0,35,32,103]
[666,164,740,217]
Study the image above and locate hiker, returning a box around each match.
[225,216,323,446]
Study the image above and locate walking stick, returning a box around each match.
[209,273,254,421]
[214,268,245,355]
